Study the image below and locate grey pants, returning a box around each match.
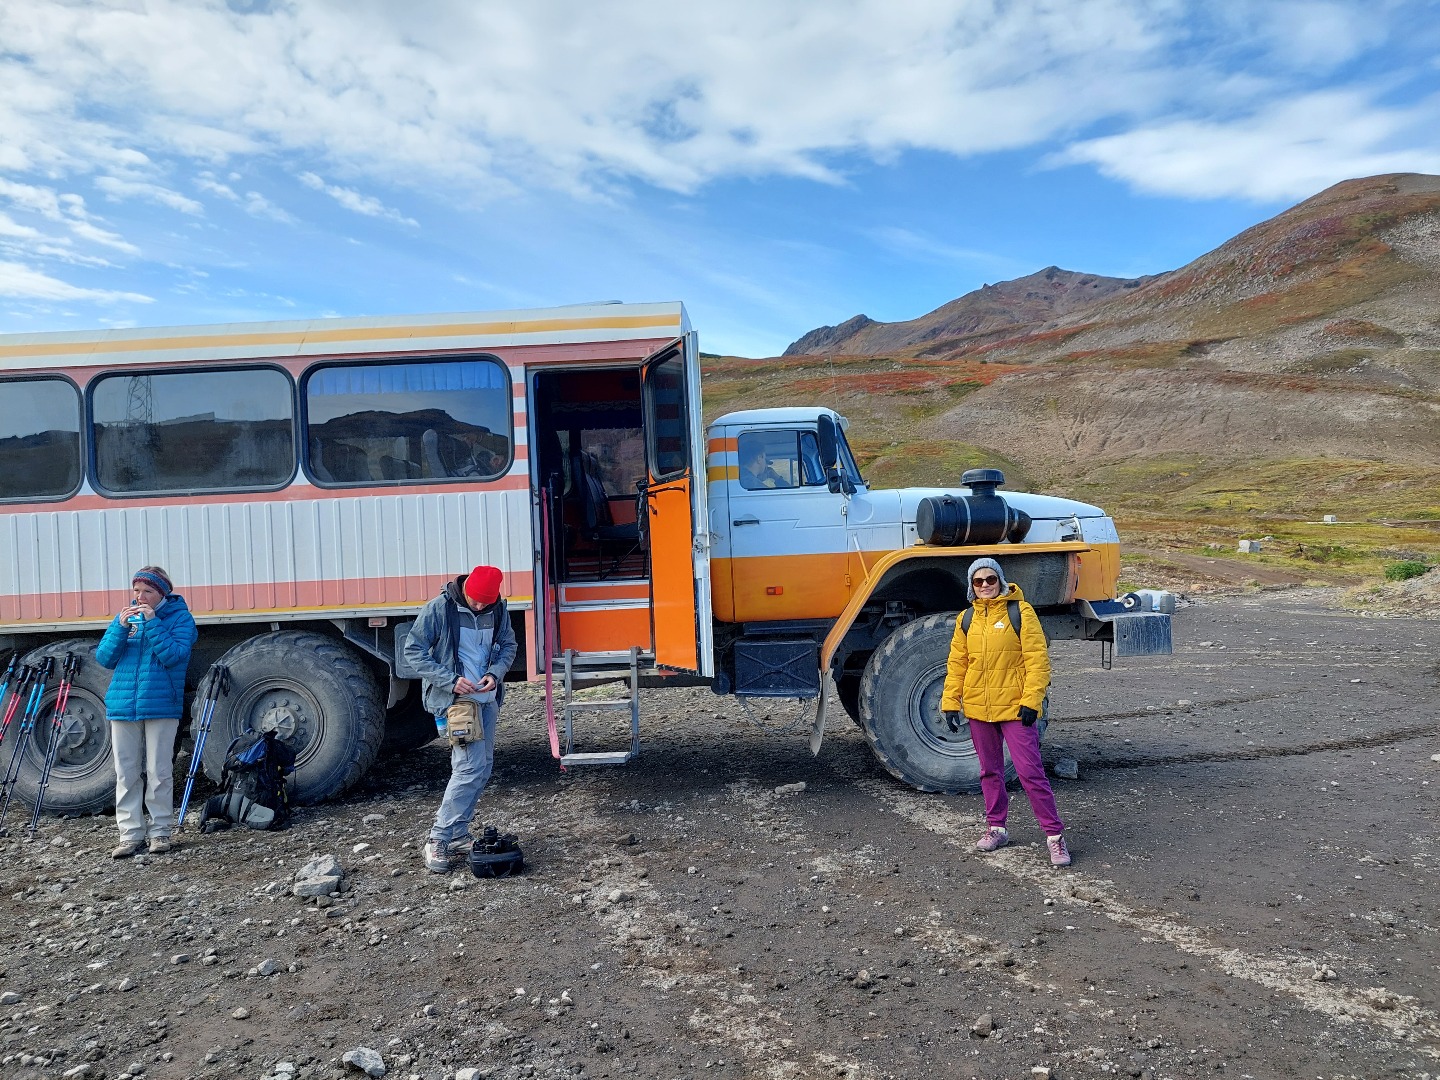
[110,718,179,842]
[429,702,498,844]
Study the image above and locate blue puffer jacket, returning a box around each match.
[95,594,198,722]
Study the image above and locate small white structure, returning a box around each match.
[1238,539,1263,554]
[1323,514,1338,524]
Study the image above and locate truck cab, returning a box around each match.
[702,406,1171,792]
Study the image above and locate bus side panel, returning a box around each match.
[0,488,535,626]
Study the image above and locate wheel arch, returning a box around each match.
[823,544,1084,672]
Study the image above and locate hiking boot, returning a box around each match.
[423,839,453,874]
[147,836,172,855]
[976,826,1009,852]
[1047,833,1072,867]
[111,839,145,859]
[448,835,475,856]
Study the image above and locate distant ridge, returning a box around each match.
[784,266,1161,356]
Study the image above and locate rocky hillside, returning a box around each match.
[784,267,1161,357]
[752,174,1440,498]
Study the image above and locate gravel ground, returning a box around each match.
[1,590,1436,1080]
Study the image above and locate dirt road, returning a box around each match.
[1,590,1437,1080]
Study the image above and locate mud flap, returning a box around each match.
[809,670,833,757]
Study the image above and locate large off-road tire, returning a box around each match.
[857,613,1047,794]
[199,631,384,805]
[3,639,117,816]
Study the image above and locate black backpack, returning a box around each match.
[200,730,296,832]
[960,599,1022,639]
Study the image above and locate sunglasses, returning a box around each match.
[971,574,1000,586]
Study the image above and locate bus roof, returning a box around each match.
[0,300,690,370]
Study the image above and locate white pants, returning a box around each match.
[110,718,179,842]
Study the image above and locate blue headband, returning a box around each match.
[132,570,172,597]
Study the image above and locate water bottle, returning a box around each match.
[435,714,447,738]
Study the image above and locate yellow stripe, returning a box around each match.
[0,313,683,360]
[707,465,738,482]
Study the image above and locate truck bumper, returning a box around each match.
[1039,596,1174,657]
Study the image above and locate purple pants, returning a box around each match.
[968,718,1064,836]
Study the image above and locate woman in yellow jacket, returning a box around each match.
[940,557,1070,866]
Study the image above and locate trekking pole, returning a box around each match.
[177,663,229,831]
[25,653,78,838]
[0,658,30,745]
[0,652,16,707]
[0,656,54,835]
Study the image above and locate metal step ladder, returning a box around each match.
[557,646,641,766]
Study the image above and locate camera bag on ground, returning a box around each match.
[469,825,523,877]
[200,730,296,832]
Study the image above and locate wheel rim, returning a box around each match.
[30,689,111,780]
[904,660,977,762]
[233,680,324,769]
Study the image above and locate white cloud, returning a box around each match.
[3,0,1434,208]
[0,212,43,239]
[95,175,205,215]
[0,260,151,303]
[1057,88,1440,201]
[863,226,1020,271]
[298,171,418,227]
[197,171,294,222]
[65,218,140,255]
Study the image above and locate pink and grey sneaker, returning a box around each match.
[976,826,1009,852]
[1046,833,1072,867]
[423,839,453,873]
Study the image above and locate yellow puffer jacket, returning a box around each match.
[939,583,1050,721]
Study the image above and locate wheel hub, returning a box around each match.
[51,697,105,768]
[257,700,302,740]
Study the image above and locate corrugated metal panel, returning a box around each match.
[0,490,533,628]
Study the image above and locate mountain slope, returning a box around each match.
[784,266,1160,357]
[765,173,1440,483]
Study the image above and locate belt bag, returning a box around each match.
[446,700,480,746]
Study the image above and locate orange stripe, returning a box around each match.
[706,436,738,453]
[0,314,684,360]
[0,572,532,624]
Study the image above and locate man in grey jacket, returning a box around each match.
[403,564,518,873]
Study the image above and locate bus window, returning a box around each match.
[91,368,295,495]
[0,377,82,502]
[303,357,511,486]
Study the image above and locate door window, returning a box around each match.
[642,352,689,480]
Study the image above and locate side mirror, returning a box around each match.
[817,414,837,465]
[816,414,851,494]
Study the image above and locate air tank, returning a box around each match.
[915,469,1032,547]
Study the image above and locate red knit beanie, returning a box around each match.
[463,565,503,606]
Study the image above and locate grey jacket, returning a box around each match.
[403,578,518,716]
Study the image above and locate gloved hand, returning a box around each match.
[943,711,962,733]
[1017,706,1038,727]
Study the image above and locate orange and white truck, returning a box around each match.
[0,300,1171,813]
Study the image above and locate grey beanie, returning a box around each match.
[965,557,1009,603]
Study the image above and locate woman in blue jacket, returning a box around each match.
[95,566,197,858]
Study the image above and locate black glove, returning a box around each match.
[943,711,962,733]
[1017,706,1038,727]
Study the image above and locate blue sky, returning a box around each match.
[2,1,1439,358]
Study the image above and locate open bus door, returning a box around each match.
[640,334,713,675]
